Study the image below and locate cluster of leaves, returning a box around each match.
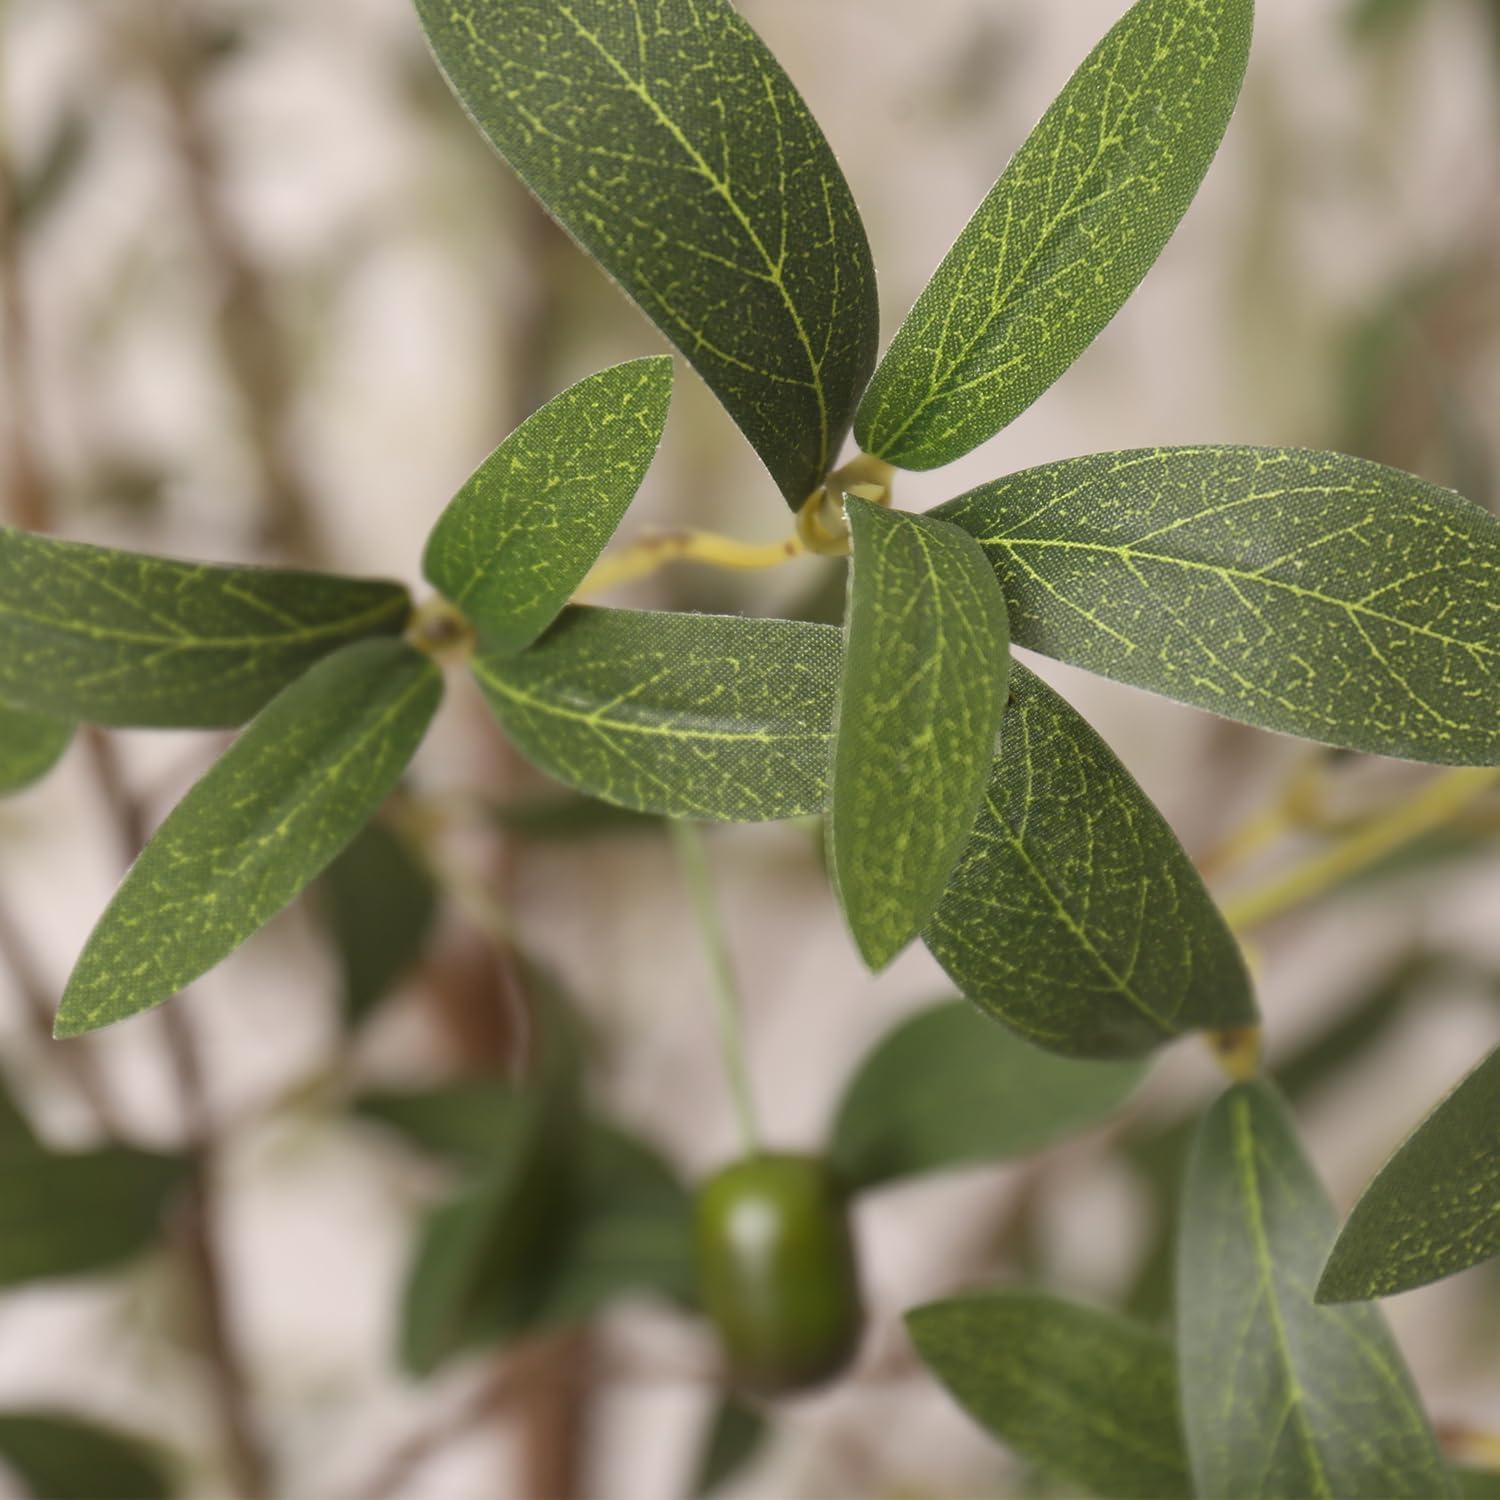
[3,0,1500,1492]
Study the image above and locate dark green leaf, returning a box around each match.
[319,819,438,1026]
[906,1291,1190,1500]
[413,0,878,506]
[856,0,1252,470]
[829,1001,1144,1192]
[923,665,1255,1058]
[423,358,672,651]
[0,1128,187,1289]
[1178,1081,1452,1500]
[690,1395,768,1498]
[0,1413,172,1500]
[0,700,72,796]
[1457,1469,1500,1499]
[489,792,663,842]
[472,608,840,822]
[0,526,411,728]
[937,448,1500,765]
[357,1080,528,1169]
[1319,1044,1500,1302]
[56,639,442,1037]
[829,500,1009,970]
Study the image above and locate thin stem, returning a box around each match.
[670,821,761,1154]
[1222,766,1500,933]
[575,527,804,599]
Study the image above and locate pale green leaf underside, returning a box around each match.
[1318,1044,1500,1302]
[828,1001,1144,1192]
[0,525,411,729]
[907,1291,1190,1500]
[830,499,1010,969]
[56,639,442,1036]
[937,447,1500,765]
[423,357,673,652]
[471,607,841,822]
[0,699,72,796]
[857,0,1253,470]
[1178,1082,1453,1500]
[924,664,1254,1058]
[414,0,878,506]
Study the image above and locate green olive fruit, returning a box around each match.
[693,1152,864,1395]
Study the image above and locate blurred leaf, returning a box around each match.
[1178,1081,1452,1500]
[0,1128,186,1289]
[0,526,411,729]
[57,641,442,1037]
[828,1001,1144,1192]
[473,609,840,822]
[907,1291,1190,1500]
[489,793,662,842]
[937,448,1500,766]
[424,359,672,653]
[319,819,437,1026]
[924,665,1255,1058]
[1458,1469,1500,1498]
[394,1085,693,1369]
[1319,1044,1500,1302]
[13,112,91,232]
[413,0,878,507]
[1348,0,1431,39]
[690,1396,769,1498]
[856,0,1252,470]
[829,499,1009,970]
[0,1412,172,1500]
[0,699,72,796]
[357,1079,527,1168]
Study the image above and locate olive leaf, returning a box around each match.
[857,0,1253,470]
[829,1001,1144,1191]
[924,664,1255,1058]
[936,448,1500,765]
[0,1413,172,1500]
[0,699,72,796]
[56,639,442,1037]
[829,499,1010,970]
[1178,1081,1453,1500]
[471,607,841,822]
[0,526,411,728]
[690,1397,769,1499]
[1318,1043,1500,1301]
[413,0,878,507]
[906,1291,1191,1500]
[0,1077,187,1290]
[318,819,438,1026]
[423,358,673,652]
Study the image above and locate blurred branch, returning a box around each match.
[83,726,272,1500]
[131,0,322,561]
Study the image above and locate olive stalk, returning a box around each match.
[670,821,762,1154]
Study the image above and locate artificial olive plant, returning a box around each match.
[4,0,1500,1495]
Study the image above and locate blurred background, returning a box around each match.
[2,0,1499,1495]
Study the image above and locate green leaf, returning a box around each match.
[828,1001,1144,1192]
[423,358,673,651]
[413,0,878,507]
[923,664,1255,1058]
[318,819,438,1026]
[690,1396,769,1499]
[1318,1044,1500,1302]
[0,526,411,728]
[829,499,1010,969]
[936,448,1500,765]
[856,0,1253,470]
[472,607,840,822]
[1457,1469,1500,1499]
[0,1413,172,1500]
[357,1079,529,1168]
[0,699,72,796]
[906,1291,1190,1500]
[56,639,442,1037]
[489,792,663,842]
[0,1124,187,1289]
[1178,1080,1453,1500]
